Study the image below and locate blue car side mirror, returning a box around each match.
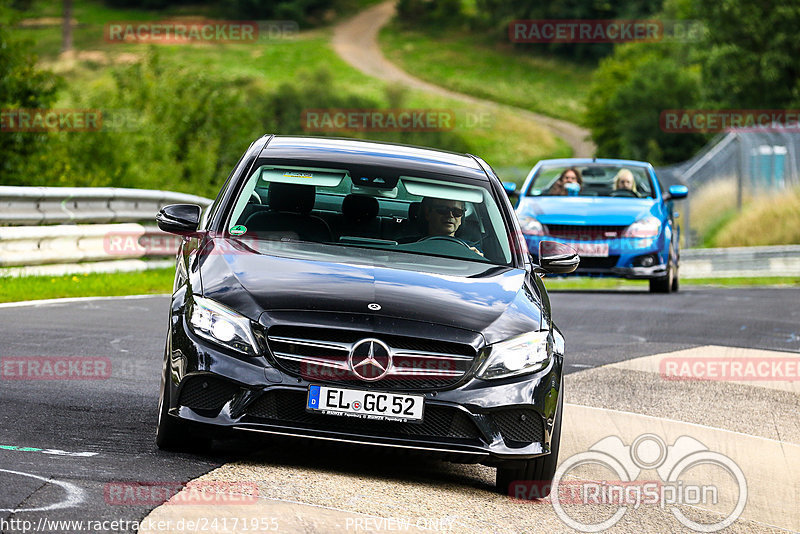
[502,182,517,195]
[665,185,688,200]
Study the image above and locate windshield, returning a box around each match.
[526,164,655,199]
[224,163,513,266]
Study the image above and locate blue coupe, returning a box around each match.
[514,158,688,292]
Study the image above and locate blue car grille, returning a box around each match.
[544,224,627,241]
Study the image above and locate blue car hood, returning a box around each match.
[518,197,655,226]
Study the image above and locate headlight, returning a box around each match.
[519,216,545,236]
[622,216,661,238]
[188,296,259,355]
[477,331,552,380]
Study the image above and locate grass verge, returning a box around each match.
[379,23,591,125]
[543,276,800,290]
[0,268,173,303]
[0,269,796,304]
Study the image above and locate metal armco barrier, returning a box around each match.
[0,186,212,225]
[681,246,800,278]
[0,186,212,276]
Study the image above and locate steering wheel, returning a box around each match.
[610,189,640,198]
[417,235,473,249]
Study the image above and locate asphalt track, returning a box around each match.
[0,288,798,533]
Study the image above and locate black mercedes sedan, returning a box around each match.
[155,135,578,496]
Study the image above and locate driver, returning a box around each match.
[420,197,483,256]
[613,169,639,195]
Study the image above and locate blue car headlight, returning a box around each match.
[188,296,259,356]
[477,331,552,379]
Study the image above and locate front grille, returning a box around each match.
[545,224,626,241]
[265,326,476,391]
[248,389,482,441]
[178,376,240,411]
[492,408,545,445]
[576,256,620,271]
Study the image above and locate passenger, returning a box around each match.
[420,197,483,256]
[613,169,639,195]
[548,167,582,196]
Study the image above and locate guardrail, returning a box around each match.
[0,186,212,276]
[0,186,212,225]
[681,245,800,278]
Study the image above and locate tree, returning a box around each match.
[0,4,62,184]
[696,0,800,109]
[585,43,705,164]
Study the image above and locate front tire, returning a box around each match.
[649,258,674,293]
[156,366,210,451]
[496,386,563,499]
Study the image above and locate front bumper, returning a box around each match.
[165,317,563,465]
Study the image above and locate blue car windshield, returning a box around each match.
[527,165,655,199]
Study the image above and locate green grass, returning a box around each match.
[0,268,174,303]
[379,23,591,125]
[543,276,800,290]
[0,269,795,305]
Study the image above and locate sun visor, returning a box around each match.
[403,177,485,203]
[256,166,346,187]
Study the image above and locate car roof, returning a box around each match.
[259,136,489,182]
[534,158,654,168]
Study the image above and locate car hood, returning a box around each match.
[518,197,655,226]
[199,238,541,343]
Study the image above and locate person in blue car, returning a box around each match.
[547,167,582,196]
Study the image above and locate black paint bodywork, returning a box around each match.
[161,136,565,465]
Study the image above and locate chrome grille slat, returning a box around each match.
[268,336,352,352]
[271,352,349,370]
[388,368,464,377]
[393,350,473,361]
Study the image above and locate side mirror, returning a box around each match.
[156,204,201,235]
[664,184,688,201]
[535,240,579,274]
[502,182,517,195]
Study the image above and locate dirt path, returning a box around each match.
[332,1,595,157]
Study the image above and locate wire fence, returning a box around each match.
[657,130,800,247]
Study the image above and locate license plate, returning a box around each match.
[307,385,424,422]
[573,242,609,257]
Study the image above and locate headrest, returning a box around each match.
[342,194,379,223]
[268,183,316,214]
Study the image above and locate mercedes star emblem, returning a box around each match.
[348,338,392,381]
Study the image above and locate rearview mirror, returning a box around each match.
[156,204,201,235]
[536,240,579,274]
[502,181,517,195]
